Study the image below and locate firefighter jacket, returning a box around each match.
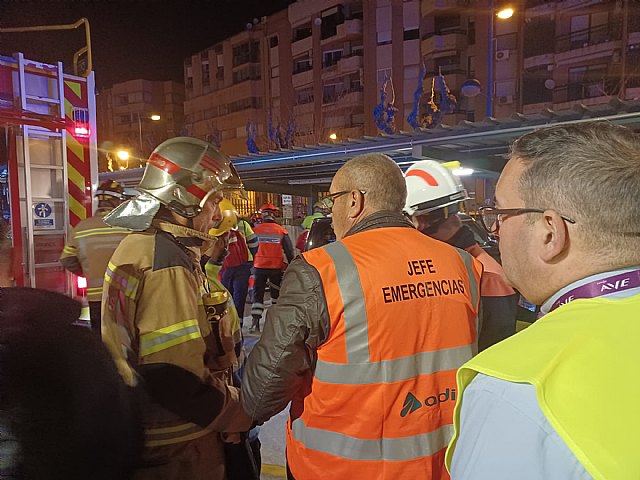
[242,211,482,480]
[60,209,130,302]
[253,220,294,269]
[101,219,251,480]
[465,244,517,350]
[446,293,640,480]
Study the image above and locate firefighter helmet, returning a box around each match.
[137,137,243,218]
[404,160,468,217]
[313,197,333,212]
[95,179,127,201]
[259,202,278,214]
[209,199,238,237]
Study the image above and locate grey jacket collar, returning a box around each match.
[344,210,415,238]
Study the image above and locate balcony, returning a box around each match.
[322,89,364,108]
[421,29,467,56]
[555,22,622,55]
[552,79,620,107]
[422,0,469,16]
[292,68,314,88]
[292,36,312,58]
[338,55,363,74]
[293,101,315,116]
[334,18,362,40]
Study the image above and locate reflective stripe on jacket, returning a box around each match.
[446,294,640,480]
[101,222,250,479]
[286,227,482,480]
[253,221,289,269]
[60,210,129,302]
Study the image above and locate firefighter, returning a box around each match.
[100,137,252,480]
[59,179,131,333]
[210,200,257,325]
[404,160,518,351]
[249,202,294,333]
[242,153,482,479]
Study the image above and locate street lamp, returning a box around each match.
[485,2,514,117]
[137,113,161,155]
[329,132,338,141]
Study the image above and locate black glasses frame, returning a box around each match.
[326,189,367,201]
[478,206,576,234]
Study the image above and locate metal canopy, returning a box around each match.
[231,99,640,184]
[101,101,640,190]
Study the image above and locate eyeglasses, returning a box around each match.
[478,206,576,234]
[326,189,367,201]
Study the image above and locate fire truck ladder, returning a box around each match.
[16,52,71,292]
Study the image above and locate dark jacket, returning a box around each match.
[241,211,417,422]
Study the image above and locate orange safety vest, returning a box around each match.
[287,227,482,480]
[253,222,288,269]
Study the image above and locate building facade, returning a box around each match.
[97,79,184,170]
[183,0,640,157]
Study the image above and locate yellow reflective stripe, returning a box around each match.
[62,245,77,255]
[79,305,91,321]
[86,286,102,295]
[74,227,130,239]
[104,261,139,300]
[139,320,202,356]
[144,423,214,447]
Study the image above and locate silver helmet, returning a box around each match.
[138,137,243,218]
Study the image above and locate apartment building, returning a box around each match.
[183,0,640,157]
[97,79,184,169]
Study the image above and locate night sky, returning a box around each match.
[0,0,294,89]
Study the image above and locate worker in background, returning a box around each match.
[0,287,142,480]
[446,122,640,479]
[249,202,294,333]
[213,200,258,326]
[101,137,252,480]
[404,160,517,351]
[60,179,131,333]
[242,153,482,480]
[296,198,333,252]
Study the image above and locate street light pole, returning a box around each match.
[487,0,495,118]
[137,112,143,154]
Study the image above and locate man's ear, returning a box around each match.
[347,190,366,219]
[539,210,570,263]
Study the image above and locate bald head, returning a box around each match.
[336,153,407,213]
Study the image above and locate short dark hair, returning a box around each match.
[510,121,640,260]
[0,288,142,480]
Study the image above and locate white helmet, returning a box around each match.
[404,160,468,217]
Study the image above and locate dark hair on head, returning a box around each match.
[0,287,142,480]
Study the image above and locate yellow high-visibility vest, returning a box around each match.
[446,294,640,480]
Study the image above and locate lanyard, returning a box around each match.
[549,269,640,313]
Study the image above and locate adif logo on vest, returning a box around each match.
[400,389,456,417]
[600,278,630,292]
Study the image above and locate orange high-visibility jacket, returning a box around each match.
[253,221,289,269]
[286,227,482,480]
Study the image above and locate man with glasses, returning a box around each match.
[405,160,518,351]
[242,153,482,479]
[446,122,640,479]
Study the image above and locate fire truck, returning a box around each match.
[0,52,98,294]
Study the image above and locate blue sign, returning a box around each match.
[33,201,55,230]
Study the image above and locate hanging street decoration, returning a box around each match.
[373,77,398,135]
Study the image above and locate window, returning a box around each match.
[404,29,419,41]
[269,35,279,48]
[522,65,553,104]
[296,88,314,105]
[271,66,280,78]
[321,6,344,40]
[117,95,128,106]
[468,16,476,45]
[523,15,554,57]
[232,65,261,84]
[117,114,130,125]
[323,83,345,104]
[293,54,312,74]
[293,22,312,42]
[377,31,392,46]
[567,64,609,101]
[202,60,210,86]
[323,49,343,68]
[232,41,260,67]
[377,68,391,85]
